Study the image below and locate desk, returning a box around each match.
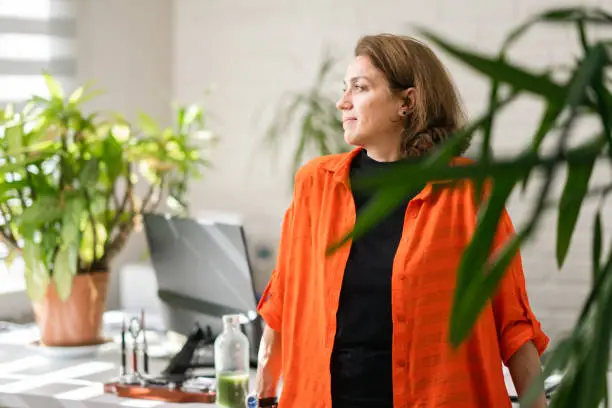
[0,343,254,408]
[0,342,610,407]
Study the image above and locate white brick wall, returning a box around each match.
[73,0,612,344]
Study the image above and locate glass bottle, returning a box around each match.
[214,314,250,408]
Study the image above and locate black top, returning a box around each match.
[330,149,419,408]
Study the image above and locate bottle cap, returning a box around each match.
[222,314,242,325]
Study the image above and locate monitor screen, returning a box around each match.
[143,213,260,337]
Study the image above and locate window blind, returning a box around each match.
[0,0,76,107]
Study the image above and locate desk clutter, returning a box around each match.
[104,311,252,407]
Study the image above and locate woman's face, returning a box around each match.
[337,56,407,152]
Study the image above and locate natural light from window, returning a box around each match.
[0,0,75,295]
[0,34,74,60]
[0,0,72,20]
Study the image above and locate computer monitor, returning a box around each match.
[143,212,262,365]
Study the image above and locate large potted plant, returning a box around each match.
[0,74,216,347]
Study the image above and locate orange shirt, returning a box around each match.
[257,147,549,408]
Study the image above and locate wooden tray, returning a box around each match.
[104,381,216,403]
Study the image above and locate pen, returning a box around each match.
[121,318,127,376]
[141,309,149,374]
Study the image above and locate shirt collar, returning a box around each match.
[321,146,474,202]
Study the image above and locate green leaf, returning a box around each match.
[68,86,84,105]
[575,248,612,330]
[61,196,85,247]
[42,72,64,100]
[3,103,14,119]
[53,243,78,301]
[0,180,28,199]
[102,136,124,184]
[417,28,566,102]
[326,184,417,255]
[455,229,529,346]
[5,124,23,155]
[591,59,612,160]
[23,240,49,301]
[0,156,45,175]
[182,105,202,129]
[502,7,612,56]
[138,112,161,136]
[3,248,19,270]
[556,159,595,268]
[449,175,517,346]
[567,259,612,408]
[18,195,63,235]
[67,80,102,106]
[520,103,564,192]
[79,159,99,186]
[564,43,607,110]
[328,93,519,255]
[522,336,576,406]
[79,220,107,264]
[592,209,602,280]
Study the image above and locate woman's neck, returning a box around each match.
[361,145,402,162]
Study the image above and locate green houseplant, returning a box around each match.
[264,53,347,180]
[326,6,612,408]
[0,75,216,347]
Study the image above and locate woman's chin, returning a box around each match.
[343,132,364,147]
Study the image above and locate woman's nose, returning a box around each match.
[336,94,351,110]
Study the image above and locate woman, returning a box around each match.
[252,34,549,408]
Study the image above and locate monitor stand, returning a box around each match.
[160,323,257,379]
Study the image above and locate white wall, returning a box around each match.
[75,0,174,309]
[172,0,612,343]
[72,0,612,343]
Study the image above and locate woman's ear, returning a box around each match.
[402,88,416,112]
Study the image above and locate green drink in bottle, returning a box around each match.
[214,315,250,408]
[216,372,250,407]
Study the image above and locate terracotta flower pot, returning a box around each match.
[32,271,109,347]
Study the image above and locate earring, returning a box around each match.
[400,109,407,117]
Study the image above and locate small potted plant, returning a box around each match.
[0,74,217,347]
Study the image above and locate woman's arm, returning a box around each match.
[507,341,547,408]
[255,324,283,399]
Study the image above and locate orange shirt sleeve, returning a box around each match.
[491,209,550,364]
[257,203,295,332]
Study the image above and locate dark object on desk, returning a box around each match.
[141,309,149,374]
[161,323,214,376]
[120,318,127,376]
[143,213,264,367]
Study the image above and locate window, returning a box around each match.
[0,0,76,299]
[0,0,76,105]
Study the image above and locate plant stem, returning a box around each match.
[83,189,97,262]
[141,175,165,212]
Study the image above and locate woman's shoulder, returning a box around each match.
[434,156,494,202]
[293,150,356,184]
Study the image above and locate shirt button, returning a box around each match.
[399,274,407,281]
[397,315,406,323]
[397,359,407,368]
